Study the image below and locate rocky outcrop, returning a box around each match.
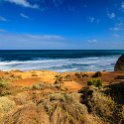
[114,55,124,72]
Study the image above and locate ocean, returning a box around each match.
[0,50,123,72]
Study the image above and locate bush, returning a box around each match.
[87,78,103,88]
[106,82,124,104]
[75,73,82,79]
[0,78,8,88]
[80,86,124,123]
[0,78,9,96]
[88,90,115,122]
[82,74,89,78]
[39,92,88,124]
[49,93,65,102]
[31,82,51,90]
[90,91,124,123]
[0,97,15,113]
[119,105,124,123]
[92,71,102,78]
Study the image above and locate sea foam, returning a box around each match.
[0,55,119,72]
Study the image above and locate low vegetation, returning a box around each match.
[0,78,8,88]
[92,71,102,78]
[80,81,124,124]
[0,97,15,113]
[75,73,88,79]
[31,82,51,90]
[87,78,103,88]
[1,71,124,124]
[0,78,11,96]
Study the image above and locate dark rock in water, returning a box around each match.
[114,55,124,72]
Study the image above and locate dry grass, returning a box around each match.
[38,92,89,124]
[0,97,15,113]
[2,104,50,124]
[1,70,124,124]
[0,92,92,124]
[31,82,51,90]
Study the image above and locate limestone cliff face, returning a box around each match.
[114,55,124,72]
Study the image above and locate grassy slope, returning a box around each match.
[0,70,124,124]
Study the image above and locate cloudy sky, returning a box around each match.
[0,0,124,49]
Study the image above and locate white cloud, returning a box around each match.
[0,16,7,21]
[120,1,124,13]
[121,2,124,10]
[89,17,95,23]
[25,34,64,40]
[107,11,116,19]
[5,0,39,9]
[88,39,97,44]
[113,27,120,31]
[113,33,120,37]
[20,13,29,19]
[0,33,67,49]
[88,17,100,24]
[110,22,124,32]
[110,27,120,31]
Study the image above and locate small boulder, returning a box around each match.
[114,55,124,72]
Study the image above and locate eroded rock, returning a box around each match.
[114,55,124,72]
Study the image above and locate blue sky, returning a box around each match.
[0,0,124,49]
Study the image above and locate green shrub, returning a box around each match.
[80,86,124,123]
[0,78,8,88]
[87,78,103,88]
[88,90,116,122]
[0,78,9,96]
[119,105,124,123]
